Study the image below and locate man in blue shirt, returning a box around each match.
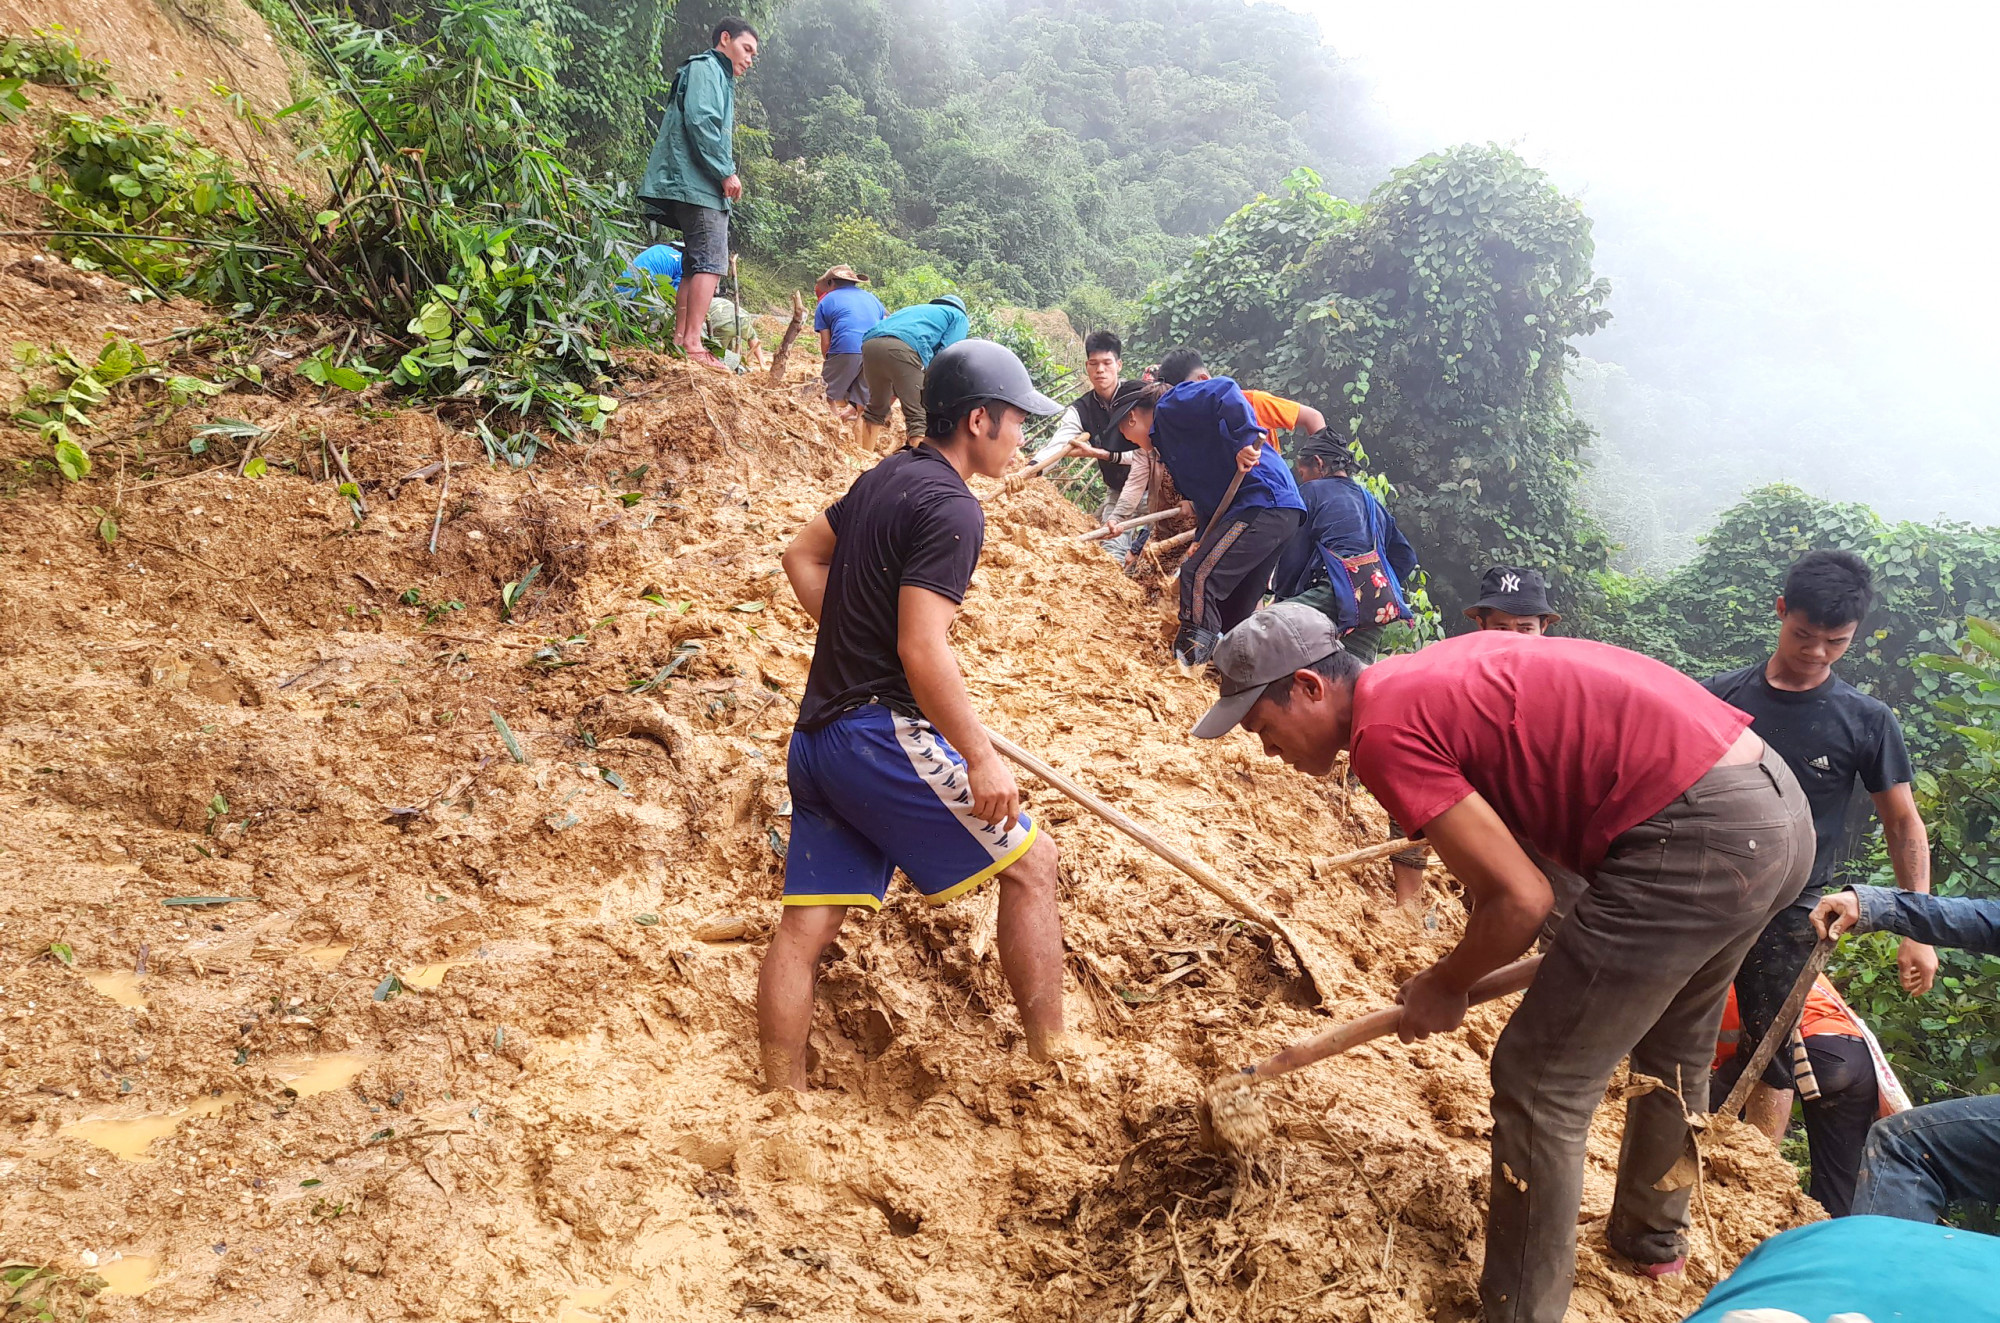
[1814,884,2000,1223]
[811,265,885,421]
[1148,366,1306,668]
[1273,432,1420,662]
[620,243,683,296]
[859,294,971,449]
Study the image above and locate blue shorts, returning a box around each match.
[783,703,1038,911]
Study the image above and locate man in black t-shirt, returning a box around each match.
[1702,549,1936,1126]
[756,340,1067,1092]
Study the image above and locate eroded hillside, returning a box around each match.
[0,351,1821,1321]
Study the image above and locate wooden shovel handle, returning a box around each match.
[1244,954,1543,1083]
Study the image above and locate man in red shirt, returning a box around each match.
[1192,604,1814,1323]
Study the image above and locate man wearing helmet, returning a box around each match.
[757,339,1070,1090]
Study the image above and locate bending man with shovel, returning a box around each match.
[1191,604,1812,1323]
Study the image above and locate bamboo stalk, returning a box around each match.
[1078,505,1182,541]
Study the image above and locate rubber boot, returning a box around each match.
[1173,625,1222,673]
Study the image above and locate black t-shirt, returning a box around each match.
[796,445,985,730]
[1702,662,1914,904]
[1074,388,1134,494]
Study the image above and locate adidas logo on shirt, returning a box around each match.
[1808,755,1832,771]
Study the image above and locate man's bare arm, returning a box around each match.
[1295,404,1328,434]
[816,328,830,355]
[1874,783,1937,995]
[898,585,1019,828]
[1395,792,1554,1040]
[781,514,837,623]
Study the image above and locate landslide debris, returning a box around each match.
[0,357,1819,1322]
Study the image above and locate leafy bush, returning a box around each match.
[1136,152,1613,623]
[8,336,151,479]
[0,26,114,121]
[31,109,262,297]
[1834,619,2000,1103]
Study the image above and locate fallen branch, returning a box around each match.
[1311,839,1423,874]
[766,290,806,383]
[329,444,370,516]
[429,455,450,554]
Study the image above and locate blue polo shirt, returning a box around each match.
[862,303,970,366]
[1149,377,1307,525]
[813,286,887,356]
[618,244,682,296]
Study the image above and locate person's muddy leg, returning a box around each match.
[756,904,848,1091]
[995,831,1065,1061]
[1392,857,1426,911]
[678,272,721,353]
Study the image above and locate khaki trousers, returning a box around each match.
[1481,745,1813,1323]
[860,336,926,438]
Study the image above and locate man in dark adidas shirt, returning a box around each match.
[1703,549,1936,1114]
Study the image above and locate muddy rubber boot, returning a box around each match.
[1173,625,1221,674]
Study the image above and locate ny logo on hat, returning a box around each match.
[1499,573,1522,593]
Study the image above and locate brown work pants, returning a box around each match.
[860,335,926,439]
[1481,744,1812,1323]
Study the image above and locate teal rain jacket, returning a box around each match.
[640,48,736,214]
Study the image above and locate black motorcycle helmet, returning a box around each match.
[922,338,1062,438]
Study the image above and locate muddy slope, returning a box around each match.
[0,363,1818,1321]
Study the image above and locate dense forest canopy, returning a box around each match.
[718,0,1393,312]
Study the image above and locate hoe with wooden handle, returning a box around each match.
[1199,954,1544,1155]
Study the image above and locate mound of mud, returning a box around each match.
[0,357,1817,1320]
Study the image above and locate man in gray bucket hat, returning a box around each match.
[1192,603,1813,1323]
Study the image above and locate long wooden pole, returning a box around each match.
[987,729,1344,1004]
[1078,505,1182,541]
[1312,838,1423,873]
[1719,937,1832,1120]
[980,436,1092,503]
[1240,955,1541,1084]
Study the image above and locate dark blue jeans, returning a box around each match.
[1850,1094,2000,1222]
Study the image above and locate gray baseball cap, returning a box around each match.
[1190,603,1343,739]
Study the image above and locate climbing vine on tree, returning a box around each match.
[1137,147,1613,622]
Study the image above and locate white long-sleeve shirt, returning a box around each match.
[1106,448,1161,522]
[1032,406,1088,463]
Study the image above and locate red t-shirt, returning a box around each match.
[1349,632,1751,873]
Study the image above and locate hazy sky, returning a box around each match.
[1290,0,2000,342]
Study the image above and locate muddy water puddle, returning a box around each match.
[95,1255,157,1296]
[269,1052,369,1097]
[302,943,351,970]
[401,958,475,989]
[60,1093,241,1162]
[555,1277,632,1323]
[80,970,146,1009]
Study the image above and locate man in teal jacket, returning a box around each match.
[639,17,759,372]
